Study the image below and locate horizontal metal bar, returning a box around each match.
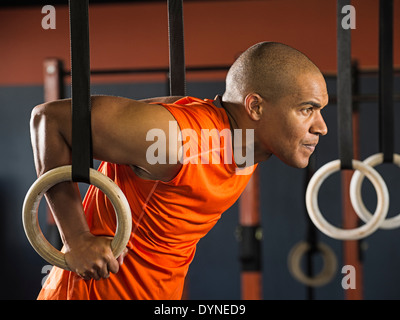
[63,65,232,76]
[61,65,400,77]
[329,94,400,104]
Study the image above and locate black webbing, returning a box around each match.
[305,153,317,300]
[69,0,93,183]
[305,154,318,253]
[337,0,353,170]
[167,0,186,96]
[379,0,394,163]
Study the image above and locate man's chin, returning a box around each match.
[280,156,310,169]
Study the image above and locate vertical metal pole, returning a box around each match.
[238,167,262,300]
[44,58,64,102]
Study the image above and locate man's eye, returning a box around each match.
[301,107,313,115]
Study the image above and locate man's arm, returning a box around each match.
[30,95,181,280]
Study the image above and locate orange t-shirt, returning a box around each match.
[38,96,256,300]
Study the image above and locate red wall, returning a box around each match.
[1,0,399,86]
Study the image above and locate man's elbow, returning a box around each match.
[30,100,70,133]
[30,103,47,134]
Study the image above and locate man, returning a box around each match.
[33,42,328,299]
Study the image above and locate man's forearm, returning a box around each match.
[30,101,90,248]
[44,182,91,248]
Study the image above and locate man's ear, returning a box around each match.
[244,93,263,121]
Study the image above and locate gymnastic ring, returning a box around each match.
[22,165,132,271]
[350,153,400,229]
[287,241,337,287]
[305,159,389,240]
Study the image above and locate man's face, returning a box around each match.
[259,72,329,168]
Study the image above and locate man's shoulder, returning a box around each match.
[163,96,228,128]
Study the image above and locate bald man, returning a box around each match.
[31,42,328,300]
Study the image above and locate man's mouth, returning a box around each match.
[303,143,317,152]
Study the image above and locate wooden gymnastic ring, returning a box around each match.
[350,153,400,229]
[22,165,132,270]
[288,241,337,287]
[306,159,389,240]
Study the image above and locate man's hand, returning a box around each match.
[64,232,128,280]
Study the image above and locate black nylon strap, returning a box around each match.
[69,0,93,183]
[305,153,317,298]
[167,0,186,96]
[337,0,353,170]
[305,153,318,253]
[379,0,394,163]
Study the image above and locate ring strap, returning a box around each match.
[379,0,394,163]
[337,0,353,170]
[69,0,93,183]
[305,154,318,254]
[304,153,318,297]
[167,0,186,96]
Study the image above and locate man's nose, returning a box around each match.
[311,112,328,136]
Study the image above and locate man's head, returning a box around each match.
[223,42,329,168]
